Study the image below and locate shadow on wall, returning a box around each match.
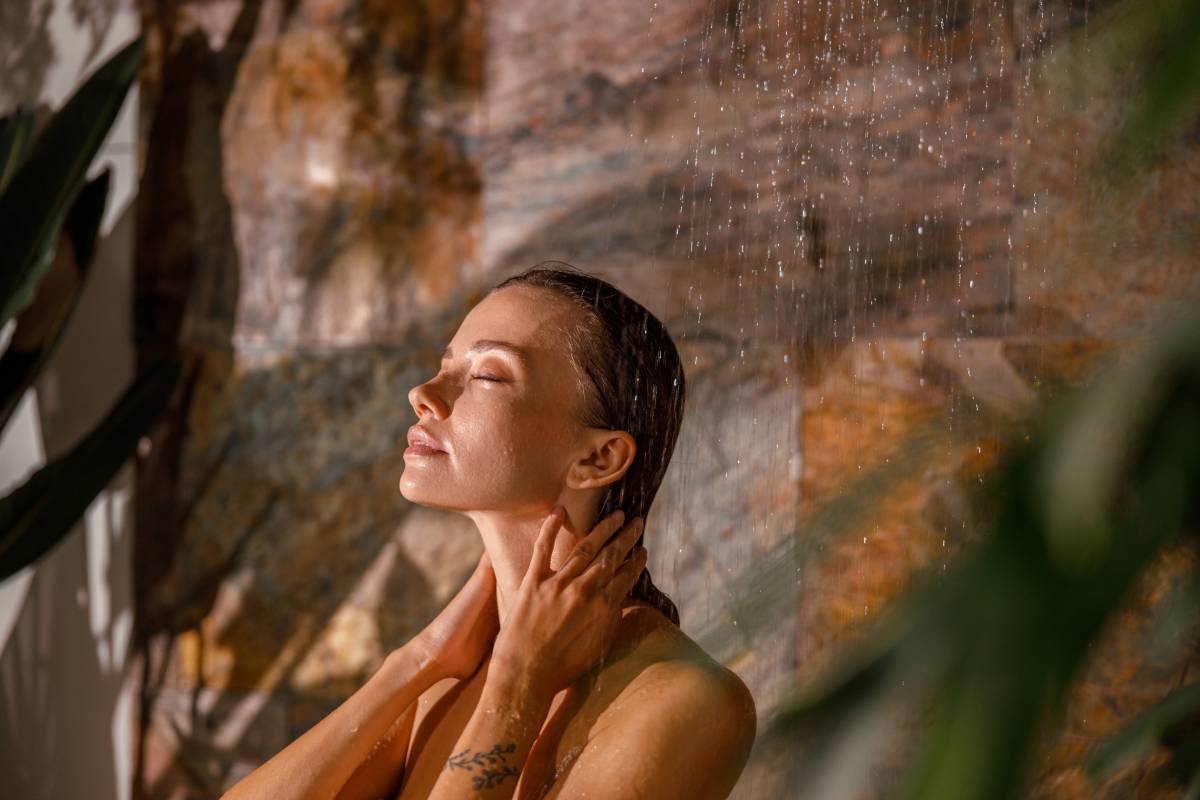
[0,0,56,107]
[0,0,141,797]
[127,301,467,793]
[129,0,261,791]
[0,475,132,800]
[0,0,124,105]
[126,0,496,795]
[0,190,138,796]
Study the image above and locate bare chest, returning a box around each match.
[397,668,629,800]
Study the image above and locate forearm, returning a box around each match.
[224,643,442,800]
[334,699,419,800]
[424,668,555,800]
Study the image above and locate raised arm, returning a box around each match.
[419,507,647,799]
[333,682,422,800]
[224,549,501,800]
[222,641,441,800]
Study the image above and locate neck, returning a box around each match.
[466,505,592,625]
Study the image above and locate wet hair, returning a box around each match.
[489,261,685,627]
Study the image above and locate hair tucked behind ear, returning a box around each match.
[490,261,685,627]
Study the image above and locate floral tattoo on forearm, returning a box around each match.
[446,743,521,790]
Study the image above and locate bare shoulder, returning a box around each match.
[603,608,757,748]
[542,611,758,800]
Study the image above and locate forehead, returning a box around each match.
[450,286,576,361]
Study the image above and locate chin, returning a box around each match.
[398,474,428,503]
[398,472,457,510]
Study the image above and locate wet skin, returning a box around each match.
[395,286,756,799]
[397,603,755,800]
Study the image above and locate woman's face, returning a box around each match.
[399,286,602,513]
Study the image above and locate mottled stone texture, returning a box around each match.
[131,0,1199,797]
[218,1,485,348]
[133,1,485,796]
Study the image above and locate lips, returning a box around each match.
[407,425,447,453]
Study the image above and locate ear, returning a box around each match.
[565,429,637,491]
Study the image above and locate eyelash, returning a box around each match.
[435,363,505,383]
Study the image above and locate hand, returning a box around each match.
[490,506,647,699]
[412,549,500,681]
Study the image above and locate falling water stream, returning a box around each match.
[4,1,1187,798]
[517,0,1197,796]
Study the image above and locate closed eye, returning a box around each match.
[472,374,504,382]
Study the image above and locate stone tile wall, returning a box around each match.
[131,0,1199,797]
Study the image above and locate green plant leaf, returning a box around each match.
[767,299,1200,800]
[894,304,1200,800]
[1090,0,1200,183]
[0,35,142,329]
[0,106,34,195]
[0,356,181,581]
[0,170,110,435]
[61,167,110,268]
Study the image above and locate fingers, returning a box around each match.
[605,544,648,606]
[556,508,627,582]
[530,506,565,580]
[578,516,644,588]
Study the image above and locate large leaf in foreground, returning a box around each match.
[0,356,181,581]
[0,107,34,194]
[759,302,1200,800]
[1087,0,1200,182]
[0,35,142,328]
[0,170,110,435]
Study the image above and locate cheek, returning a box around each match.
[451,399,523,463]
[457,399,571,475]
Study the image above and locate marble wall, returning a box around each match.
[130,0,1199,797]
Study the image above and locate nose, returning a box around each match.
[408,377,449,420]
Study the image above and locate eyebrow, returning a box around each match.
[441,339,531,365]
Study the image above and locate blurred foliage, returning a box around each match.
[687,321,1200,796]
[772,302,1195,800]
[1085,0,1200,184]
[710,298,1199,800]
[0,36,181,582]
[695,2,1200,794]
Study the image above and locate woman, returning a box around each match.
[224,264,757,800]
